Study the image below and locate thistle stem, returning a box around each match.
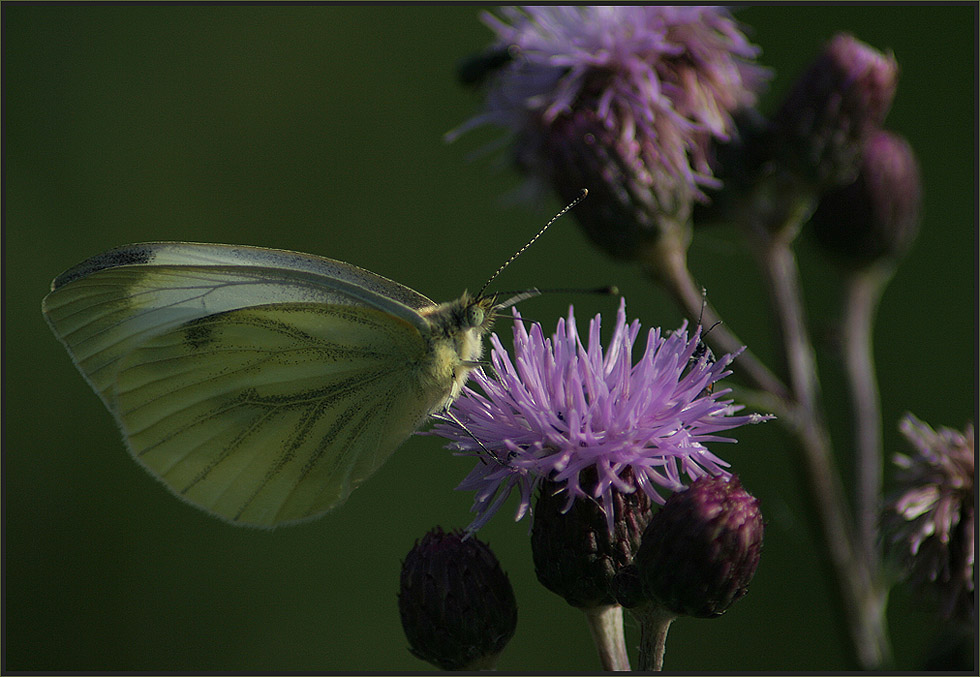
[842,264,892,572]
[584,604,631,671]
[753,233,891,668]
[631,604,675,671]
[640,232,791,401]
[638,211,892,666]
[460,653,502,670]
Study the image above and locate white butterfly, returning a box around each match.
[42,241,507,527]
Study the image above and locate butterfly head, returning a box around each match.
[458,292,499,336]
[420,292,498,344]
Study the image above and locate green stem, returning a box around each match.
[584,604,631,671]
[460,652,502,670]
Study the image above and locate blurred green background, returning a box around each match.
[5,5,975,671]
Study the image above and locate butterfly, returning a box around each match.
[41,193,587,528]
[41,242,511,527]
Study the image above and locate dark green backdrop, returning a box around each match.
[5,5,975,671]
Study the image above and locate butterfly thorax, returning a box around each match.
[418,294,497,403]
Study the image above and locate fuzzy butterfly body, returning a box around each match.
[42,242,496,527]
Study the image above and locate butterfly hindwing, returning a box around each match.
[113,302,438,526]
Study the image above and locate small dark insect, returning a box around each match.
[457,45,519,87]
[687,320,721,395]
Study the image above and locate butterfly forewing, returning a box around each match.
[42,243,437,401]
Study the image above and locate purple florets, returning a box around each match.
[883,414,975,622]
[431,299,772,533]
[450,6,770,259]
[453,7,768,191]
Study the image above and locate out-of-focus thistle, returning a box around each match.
[811,129,922,269]
[398,528,518,670]
[768,33,898,191]
[450,6,770,261]
[742,33,899,238]
[882,415,975,625]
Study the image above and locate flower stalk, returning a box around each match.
[843,264,892,571]
[638,226,790,401]
[584,605,631,671]
[633,604,675,671]
[747,218,891,668]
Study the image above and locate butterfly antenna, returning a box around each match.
[495,285,619,297]
[477,188,588,299]
[494,284,618,311]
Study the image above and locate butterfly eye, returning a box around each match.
[465,305,485,328]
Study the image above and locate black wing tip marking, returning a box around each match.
[51,245,157,290]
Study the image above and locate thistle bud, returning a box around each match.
[531,470,653,609]
[398,527,517,670]
[539,110,692,261]
[811,129,921,267]
[768,33,898,190]
[634,475,764,618]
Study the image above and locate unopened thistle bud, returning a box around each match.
[768,33,898,191]
[531,470,653,609]
[398,527,517,670]
[811,129,922,267]
[634,474,764,618]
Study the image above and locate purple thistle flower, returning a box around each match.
[450,6,770,259]
[883,414,975,623]
[633,474,765,619]
[430,299,772,534]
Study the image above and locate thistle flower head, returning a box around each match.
[883,414,975,623]
[430,299,772,534]
[451,6,770,259]
[398,527,518,670]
